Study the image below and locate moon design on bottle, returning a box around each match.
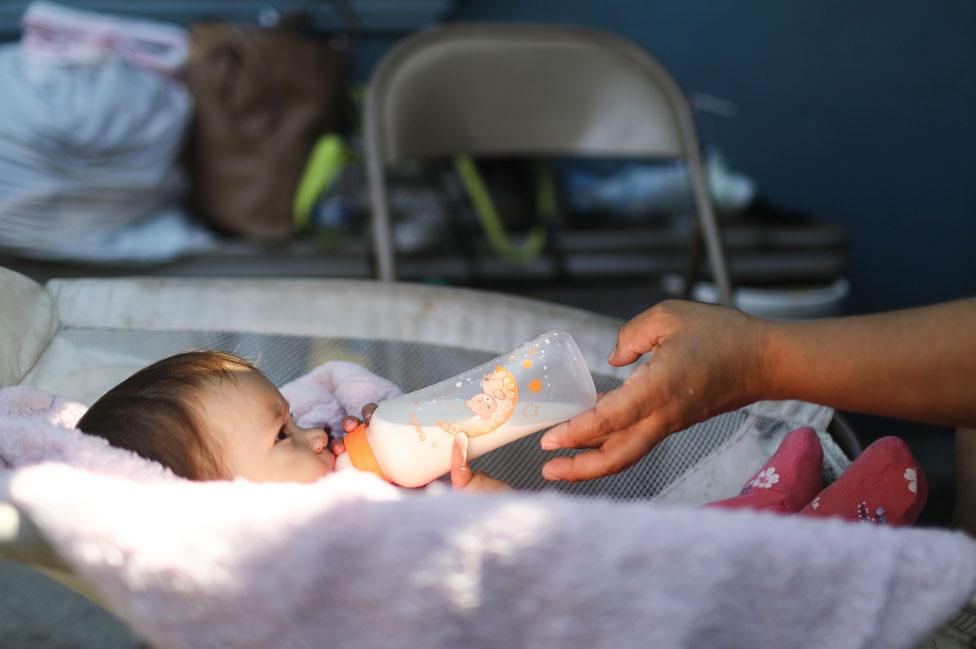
[437,366,519,437]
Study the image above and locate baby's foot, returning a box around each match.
[799,436,927,526]
[706,426,823,514]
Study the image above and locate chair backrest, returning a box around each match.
[364,23,732,302]
[366,23,698,162]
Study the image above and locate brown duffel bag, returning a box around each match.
[185,21,344,241]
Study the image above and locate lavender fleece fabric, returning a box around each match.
[1,366,975,649]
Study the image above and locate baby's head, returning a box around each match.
[77,351,336,483]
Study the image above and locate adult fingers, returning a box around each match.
[547,432,611,450]
[541,415,665,482]
[540,385,647,450]
[450,433,473,489]
[540,411,611,451]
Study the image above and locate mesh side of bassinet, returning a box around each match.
[55,328,805,501]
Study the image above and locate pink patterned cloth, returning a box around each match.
[706,428,928,527]
[799,436,928,526]
[706,427,824,514]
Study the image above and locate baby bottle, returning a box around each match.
[339,330,597,487]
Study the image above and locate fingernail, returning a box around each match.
[542,466,560,481]
[607,346,617,362]
[540,436,558,451]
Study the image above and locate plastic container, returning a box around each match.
[337,330,597,487]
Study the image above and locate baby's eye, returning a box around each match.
[275,428,288,444]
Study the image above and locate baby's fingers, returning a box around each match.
[361,403,378,425]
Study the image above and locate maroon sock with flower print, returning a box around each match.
[797,436,927,526]
[705,427,824,514]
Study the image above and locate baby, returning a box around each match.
[77,350,930,520]
[78,350,506,490]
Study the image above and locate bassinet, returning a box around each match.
[1,267,972,649]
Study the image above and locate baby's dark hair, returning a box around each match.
[77,350,258,480]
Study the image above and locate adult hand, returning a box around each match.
[450,433,511,492]
[540,300,770,482]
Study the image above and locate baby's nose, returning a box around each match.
[297,428,329,454]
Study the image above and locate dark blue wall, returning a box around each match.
[434,1,976,314]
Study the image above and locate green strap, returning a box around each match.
[453,155,555,265]
[293,133,349,231]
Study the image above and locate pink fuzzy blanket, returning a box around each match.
[1,363,974,649]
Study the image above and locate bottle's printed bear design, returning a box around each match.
[437,366,518,437]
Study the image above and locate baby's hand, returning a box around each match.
[337,403,379,455]
[450,433,511,492]
[330,436,346,456]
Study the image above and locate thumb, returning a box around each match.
[609,311,668,366]
[607,341,638,366]
[608,332,648,367]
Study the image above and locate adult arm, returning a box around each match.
[762,298,976,426]
[540,298,976,482]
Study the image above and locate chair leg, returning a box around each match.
[688,172,733,306]
[698,210,733,307]
[365,102,396,281]
[366,173,396,281]
[683,138,733,306]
